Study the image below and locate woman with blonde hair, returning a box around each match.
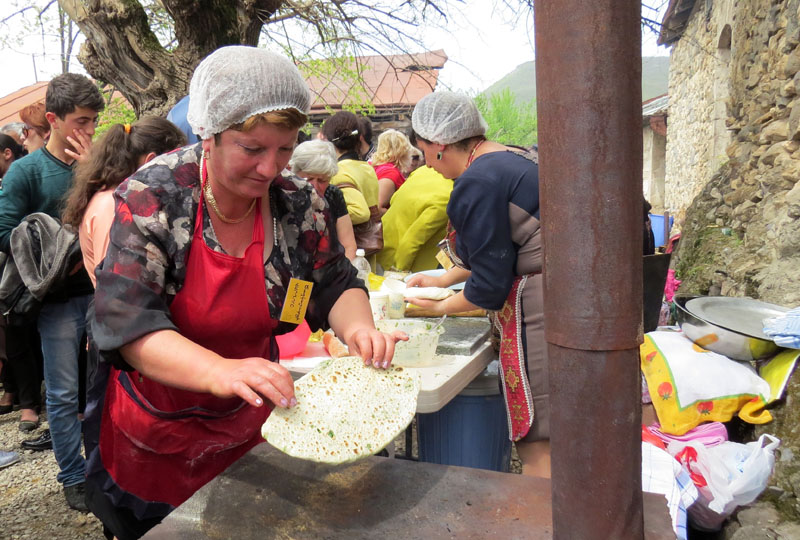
[371,129,414,212]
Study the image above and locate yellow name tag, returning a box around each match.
[279,278,314,324]
[436,249,455,270]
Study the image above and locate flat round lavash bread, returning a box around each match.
[262,356,420,463]
[404,286,455,301]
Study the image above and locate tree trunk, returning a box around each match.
[58,0,283,117]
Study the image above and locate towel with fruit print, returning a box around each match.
[640,331,772,436]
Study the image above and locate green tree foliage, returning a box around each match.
[95,96,137,138]
[474,89,537,147]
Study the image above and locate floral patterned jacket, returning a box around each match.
[90,144,363,369]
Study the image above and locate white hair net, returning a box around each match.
[289,140,338,179]
[411,91,488,145]
[187,46,311,140]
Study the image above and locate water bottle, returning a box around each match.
[353,249,371,285]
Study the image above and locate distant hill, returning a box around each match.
[483,56,670,104]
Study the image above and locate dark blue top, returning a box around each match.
[447,151,540,310]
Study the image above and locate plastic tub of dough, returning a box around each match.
[376,319,445,367]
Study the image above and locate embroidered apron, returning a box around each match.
[98,179,277,508]
[441,222,535,441]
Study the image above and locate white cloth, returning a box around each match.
[763,307,800,348]
[648,331,771,407]
[642,442,698,540]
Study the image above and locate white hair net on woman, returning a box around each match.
[289,140,339,179]
[411,91,488,145]
[187,46,312,140]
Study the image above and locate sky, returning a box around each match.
[0,1,670,100]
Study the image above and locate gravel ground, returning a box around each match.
[0,408,104,540]
[0,408,519,540]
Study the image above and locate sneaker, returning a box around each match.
[0,450,21,469]
[63,482,89,512]
[21,429,52,451]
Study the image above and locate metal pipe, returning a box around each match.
[534,1,644,538]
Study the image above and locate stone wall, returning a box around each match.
[669,0,800,525]
[643,126,667,211]
[665,0,735,219]
[675,0,800,306]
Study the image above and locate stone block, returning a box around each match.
[735,502,782,528]
[715,205,732,218]
[785,181,800,206]
[759,141,791,166]
[783,79,797,97]
[756,110,775,125]
[775,522,800,539]
[780,160,800,181]
[730,524,776,540]
[790,103,800,140]
[784,51,800,78]
[761,119,790,143]
[748,70,763,89]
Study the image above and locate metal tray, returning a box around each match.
[685,296,789,340]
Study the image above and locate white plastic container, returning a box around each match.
[386,292,405,319]
[380,278,407,319]
[376,319,445,367]
[368,291,389,321]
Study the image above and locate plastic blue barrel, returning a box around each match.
[417,364,512,472]
[649,213,674,247]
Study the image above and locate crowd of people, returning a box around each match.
[0,45,546,539]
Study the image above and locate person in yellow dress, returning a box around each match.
[322,112,379,229]
[378,165,453,272]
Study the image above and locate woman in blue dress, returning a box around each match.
[406,91,549,477]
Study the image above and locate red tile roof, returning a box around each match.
[306,50,447,112]
[1,51,447,124]
[0,82,48,125]
[0,80,128,127]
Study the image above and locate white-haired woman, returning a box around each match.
[86,46,405,539]
[405,91,549,478]
[290,139,357,260]
[371,129,414,213]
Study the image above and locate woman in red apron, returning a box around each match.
[86,47,404,540]
[405,91,550,478]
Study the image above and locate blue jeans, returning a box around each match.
[38,295,91,487]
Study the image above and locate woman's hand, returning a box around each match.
[345,329,408,369]
[403,297,447,315]
[403,291,481,316]
[207,357,296,409]
[405,273,443,288]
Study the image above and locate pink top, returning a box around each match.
[373,162,405,190]
[79,189,115,288]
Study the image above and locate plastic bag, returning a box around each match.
[668,434,780,530]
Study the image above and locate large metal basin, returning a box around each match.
[674,294,782,361]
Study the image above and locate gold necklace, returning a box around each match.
[200,151,256,224]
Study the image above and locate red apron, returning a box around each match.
[99,179,277,508]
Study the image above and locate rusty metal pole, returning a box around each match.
[534,1,644,539]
